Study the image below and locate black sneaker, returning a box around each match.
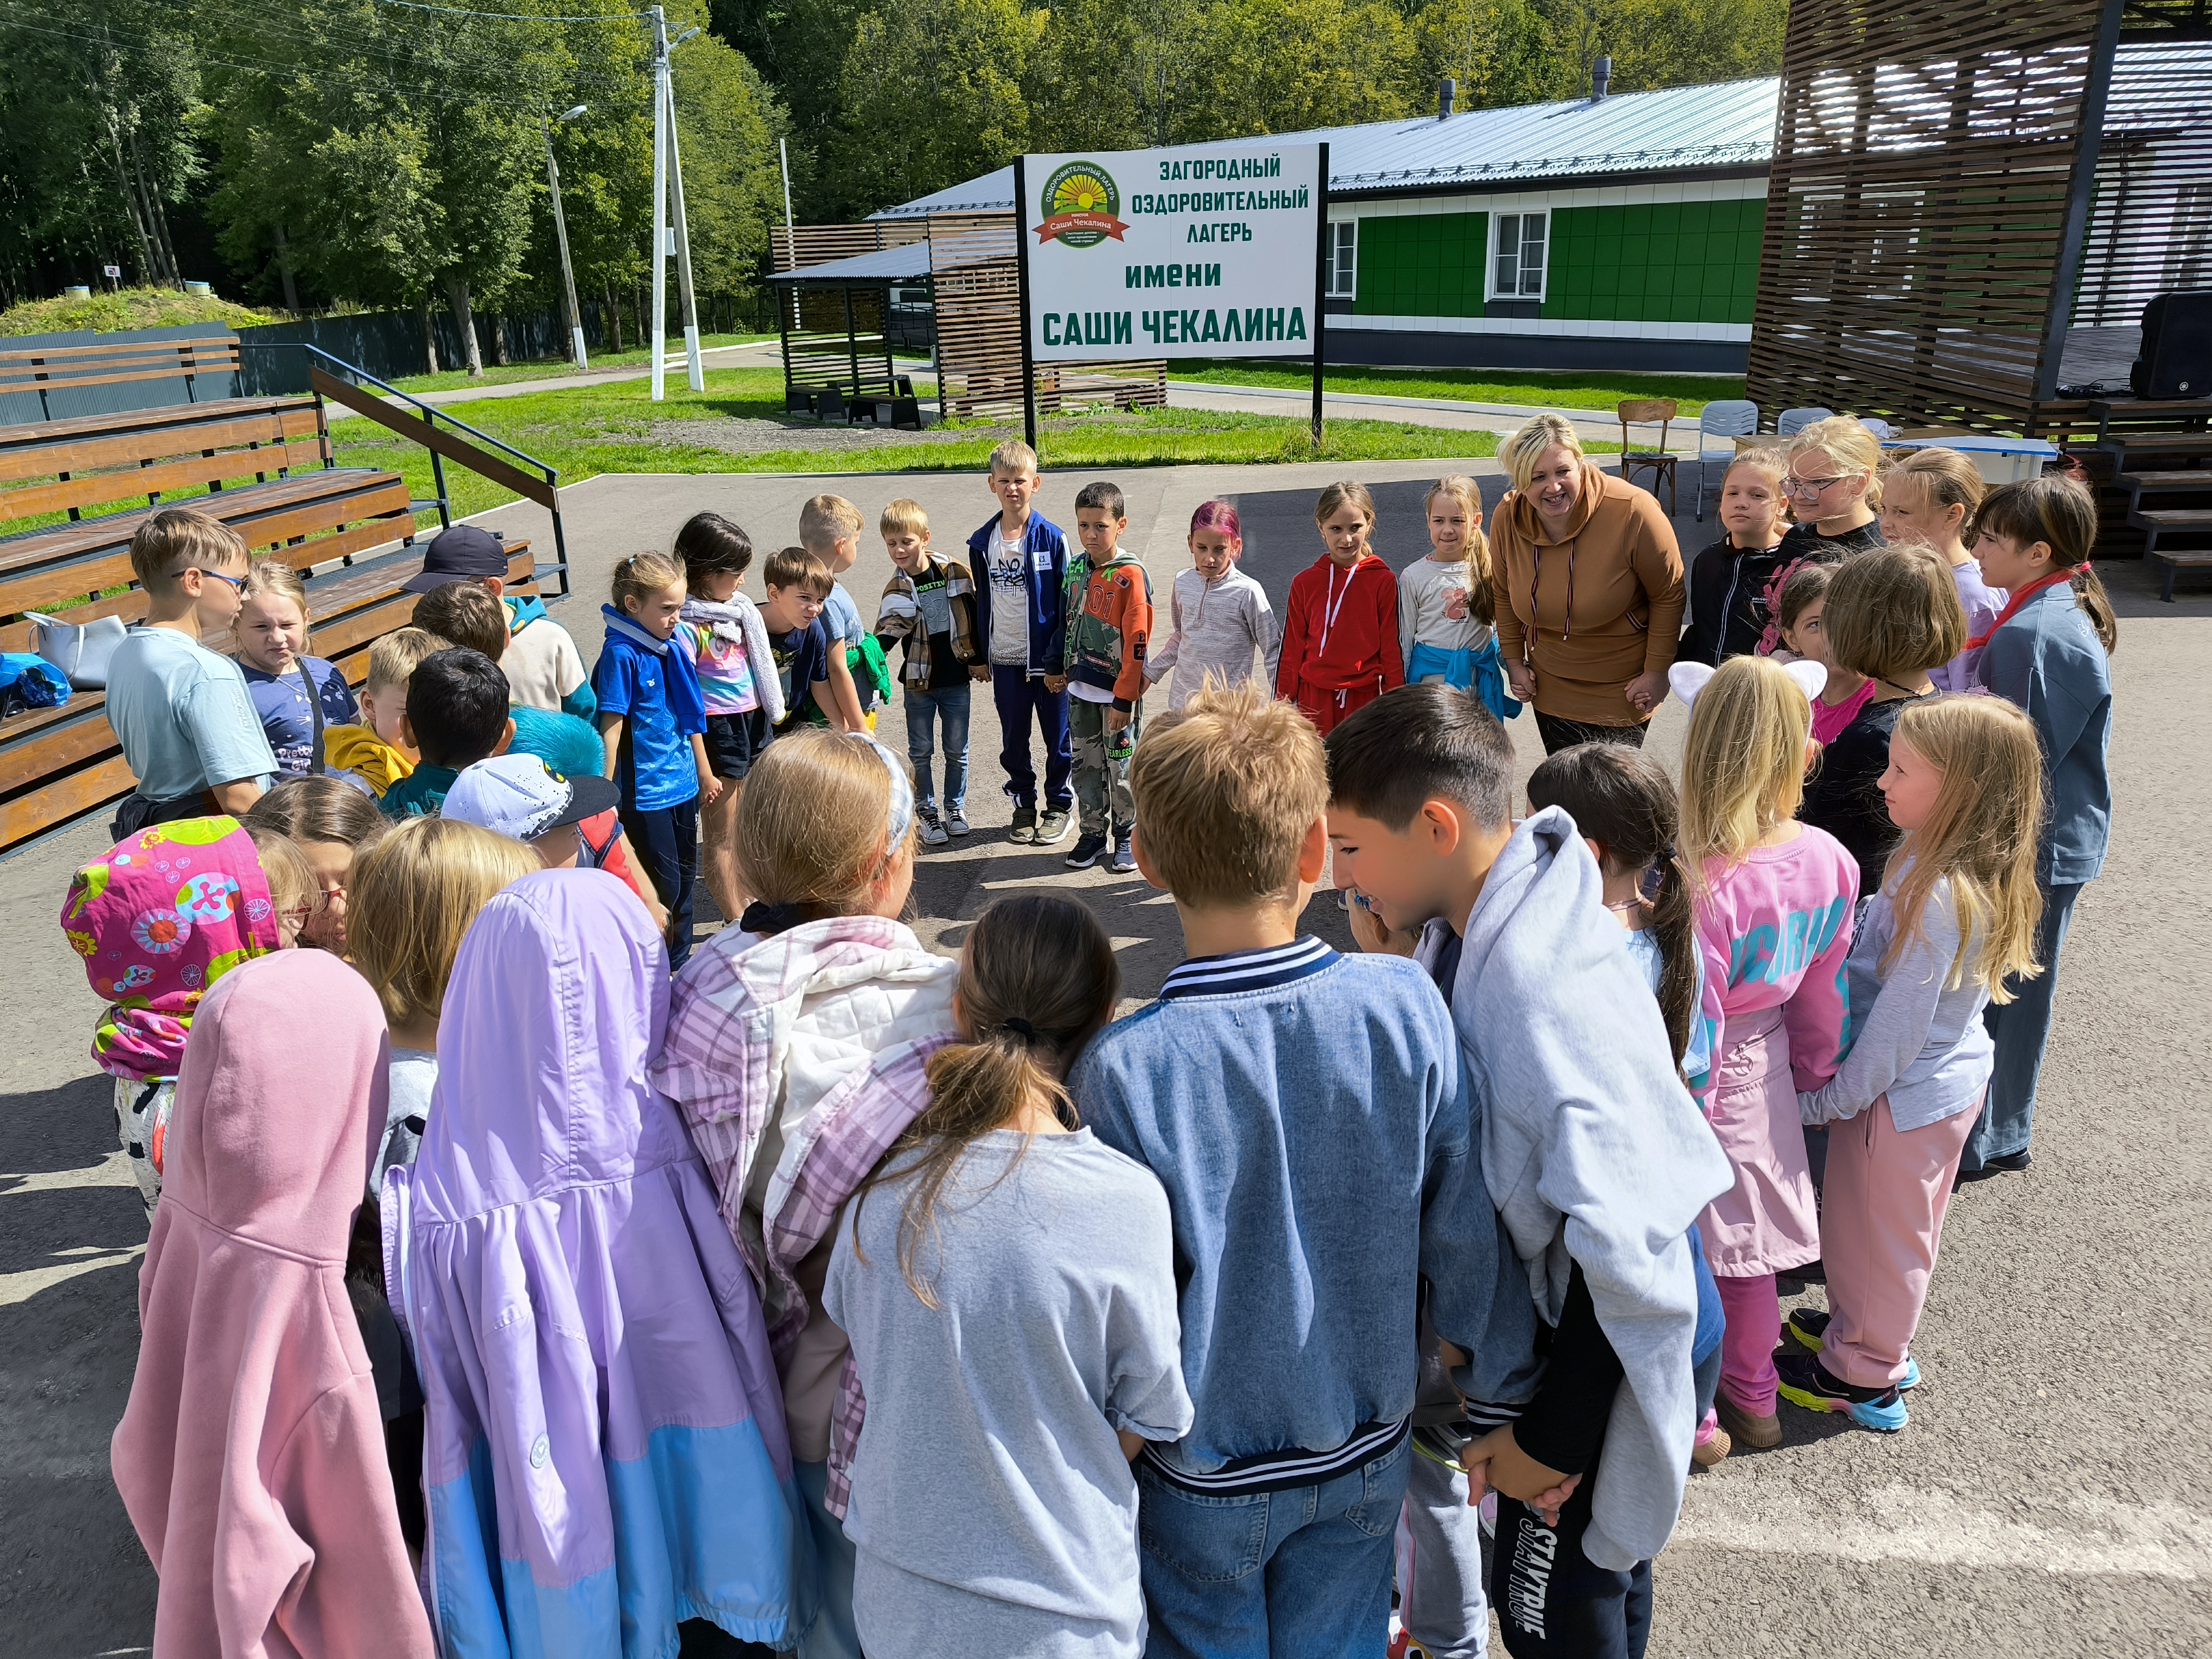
[1065,831,1108,869]
[1008,805,1037,844]
[1775,1350,1907,1432]
[1786,1308,1919,1389]
[1036,807,1071,845]
[1954,1149,2028,1187]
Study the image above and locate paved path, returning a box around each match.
[5,457,2207,1656]
[345,345,1700,460]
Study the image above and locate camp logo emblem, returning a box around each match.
[1037,163,1128,248]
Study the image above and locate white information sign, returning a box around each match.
[1021,143,1324,362]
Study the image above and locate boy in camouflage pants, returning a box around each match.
[1054,480,1151,873]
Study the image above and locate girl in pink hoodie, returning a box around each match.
[111,948,431,1659]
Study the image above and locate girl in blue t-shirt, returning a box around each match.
[237,561,359,778]
[593,551,714,968]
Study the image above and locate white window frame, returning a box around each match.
[1325,220,1358,298]
[1488,210,1548,302]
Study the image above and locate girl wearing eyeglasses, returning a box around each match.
[1754,417,1890,656]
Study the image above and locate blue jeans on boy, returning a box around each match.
[989,664,1072,811]
[1135,1433,1408,1659]
[1964,879,2083,1171]
[902,682,970,819]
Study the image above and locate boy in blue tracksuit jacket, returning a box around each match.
[1069,681,1532,1659]
[966,439,1074,845]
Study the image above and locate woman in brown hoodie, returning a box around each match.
[1493,414,1687,753]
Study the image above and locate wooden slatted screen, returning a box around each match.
[1748,0,2113,430]
[771,221,928,272]
[783,287,898,396]
[925,213,1166,422]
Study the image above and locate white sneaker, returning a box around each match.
[946,808,970,836]
[920,814,949,847]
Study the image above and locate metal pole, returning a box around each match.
[664,72,705,390]
[779,138,801,331]
[1311,141,1328,447]
[1013,153,1036,453]
[2035,0,2126,407]
[648,5,669,402]
[545,116,588,370]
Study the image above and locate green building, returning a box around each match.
[874,76,1781,373]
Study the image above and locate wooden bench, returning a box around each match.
[0,535,537,852]
[1,335,242,422]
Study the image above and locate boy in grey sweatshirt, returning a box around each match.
[1326,684,1732,1659]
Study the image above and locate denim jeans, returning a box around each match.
[1964,879,2083,1170]
[989,664,1073,810]
[1135,1433,1407,1659]
[619,797,698,970]
[901,682,971,817]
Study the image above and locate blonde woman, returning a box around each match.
[1784,696,2045,1430]
[1491,413,1685,752]
[1668,653,1859,1450]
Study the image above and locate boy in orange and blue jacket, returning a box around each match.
[1057,479,1151,873]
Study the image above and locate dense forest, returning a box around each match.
[0,0,1784,338]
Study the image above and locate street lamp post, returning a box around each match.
[545,103,589,370]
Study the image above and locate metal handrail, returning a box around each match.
[240,341,570,596]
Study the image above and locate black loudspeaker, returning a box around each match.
[2132,291,2212,399]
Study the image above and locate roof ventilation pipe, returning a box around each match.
[1591,56,1611,102]
[1438,77,1456,120]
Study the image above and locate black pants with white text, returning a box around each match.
[1490,1456,1652,1659]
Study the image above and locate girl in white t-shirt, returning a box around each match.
[1399,474,1520,723]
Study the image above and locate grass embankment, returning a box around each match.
[1167,360,1745,416]
[329,366,1527,521]
[381,335,776,395]
[0,286,276,336]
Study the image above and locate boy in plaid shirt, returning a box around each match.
[874,498,982,845]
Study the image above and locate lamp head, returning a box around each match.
[558,104,589,122]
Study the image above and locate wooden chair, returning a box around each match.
[1616,399,1680,511]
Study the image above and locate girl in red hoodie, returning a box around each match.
[1277,480,1405,733]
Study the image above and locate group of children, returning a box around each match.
[76,411,2116,1659]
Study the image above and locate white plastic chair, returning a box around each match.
[1692,399,1759,522]
[1776,406,1832,438]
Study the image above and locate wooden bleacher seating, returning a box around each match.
[0,336,537,851]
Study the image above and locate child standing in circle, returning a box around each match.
[234,561,361,781]
[1955,476,2115,1181]
[1782,695,2045,1429]
[1669,655,1858,1452]
[1525,743,1731,1473]
[1680,449,1791,666]
[826,895,1191,1659]
[1145,500,1280,712]
[594,551,715,968]
[1277,480,1404,734]
[1400,474,1519,724]
[651,729,959,1659]
[1880,448,1999,689]
[1769,563,1874,746]
[1755,417,1887,655]
[676,513,781,926]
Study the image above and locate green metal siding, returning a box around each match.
[1352,212,1488,318]
[1543,198,1763,325]
[1350,196,1763,324]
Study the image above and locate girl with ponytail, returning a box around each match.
[826,895,1192,1659]
[1954,474,2114,1181]
[1526,743,1731,1467]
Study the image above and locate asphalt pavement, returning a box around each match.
[3,457,2206,1656]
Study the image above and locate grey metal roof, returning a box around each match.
[763,241,936,286]
[871,76,1781,219]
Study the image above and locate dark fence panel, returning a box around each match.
[237,302,615,394]
[0,323,241,425]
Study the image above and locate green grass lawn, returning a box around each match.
[1167,360,1744,416]
[381,334,775,395]
[329,366,1553,522]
